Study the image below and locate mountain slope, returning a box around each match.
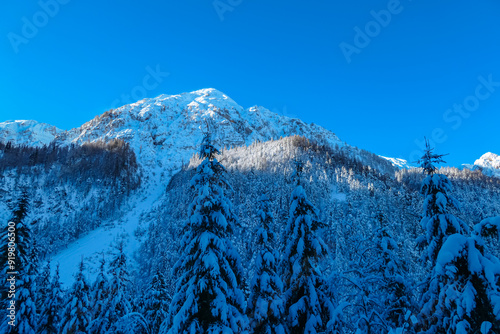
[62,88,347,172]
[1,88,399,178]
[462,152,500,178]
[0,120,63,147]
[474,152,500,177]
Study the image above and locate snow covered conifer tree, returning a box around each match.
[36,261,51,313]
[88,257,110,334]
[143,269,170,334]
[1,191,30,311]
[281,160,336,333]
[417,142,500,333]
[60,258,92,334]
[38,263,64,334]
[0,190,38,334]
[373,226,414,330]
[346,219,414,333]
[247,194,285,334]
[14,240,39,334]
[165,132,247,334]
[416,140,468,265]
[419,232,500,333]
[100,241,132,334]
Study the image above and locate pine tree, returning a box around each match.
[247,194,285,334]
[36,261,51,317]
[143,270,170,334]
[165,133,248,334]
[420,233,500,333]
[417,142,499,333]
[15,242,39,334]
[416,140,468,265]
[38,264,64,334]
[60,258,92,334]
[1,191,30,312]
[104,241,132,333]
[88,257,110,334]
[0,190,38,334]
[281,161,336,333]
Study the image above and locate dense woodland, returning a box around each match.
[1,135,500,333]
[0,139,140,256]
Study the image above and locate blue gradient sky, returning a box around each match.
[1,0,500,166]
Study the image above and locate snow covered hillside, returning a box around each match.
[0,120,63,147]
[1,89,399,177]
[473,152,500,177]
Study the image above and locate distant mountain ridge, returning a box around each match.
[2,88,497,179]
[0,119,63,147]
[0,88,397,176]
[462,152,500,178]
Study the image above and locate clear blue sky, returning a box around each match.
[1,0,500,166]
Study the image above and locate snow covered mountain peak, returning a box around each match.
[45,88,343,174]
[379,156,414,169]
[472,152,500,177]
[0,119,63,147]
[475,152,500,169]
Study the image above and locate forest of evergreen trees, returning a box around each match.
[0,140,141,256]
[1,135,499,333]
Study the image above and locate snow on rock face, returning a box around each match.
[0,120,63,147]
[475,152,500,168]
[473,152,500,177]
[0,89,405,177]
[379,156,414,169]
[16,88,344,174]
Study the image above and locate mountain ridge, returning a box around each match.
[1,88,497,178]
[0,88,395,176]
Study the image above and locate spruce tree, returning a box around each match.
[417,142,500,333]
[38,264,64,334]
[60,258,92,334]
[416,140,468,265]
[0,190,38,334]
[281,161,335,333]
[247,194,285,334]
[36,261,51,317]
[166,133,248,334]
[15,242,38,334]
[104,241,132,333]
[421,233,500,333]
[88,257,110,334]
[143,270,170,334]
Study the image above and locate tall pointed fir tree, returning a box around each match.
[165,132,248,334]
[416,141,500,333]
[38,263,64,334]
[60,258,92,334]
[416,140,468,265]
[281,160,336,333]
[247,194,285,334]
[104,241,132,333]
[0,190,38,334]
[36,261,52,316]
[143,269,170,334]
[88,257,110,334]
[422,231,500,333]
